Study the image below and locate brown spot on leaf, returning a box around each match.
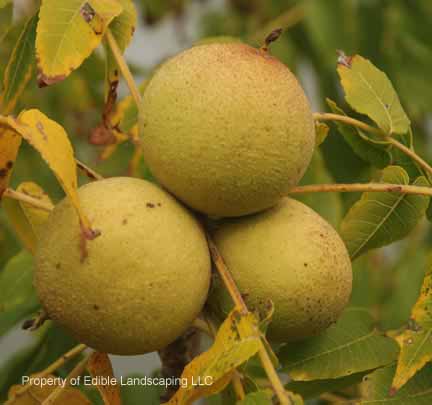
[93,304,100,310]
[146,202,155,208]
[80,2,96,24]
[0,168,8,178]
[37,70,67,87]
[122,218,128,225]
[56,263,61,269]
[36,121,48,140]
[6,161,13,169]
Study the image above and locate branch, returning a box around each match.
[206,235,291,405]
[313,112,432,178]
[75,159,104,181]
[313,112,383,136]
[42,353,92,405]
[289,182,432,197]
[5,344,87,404]
[3,188,53,211]
[387,137,432,180]
[105,30,142,109]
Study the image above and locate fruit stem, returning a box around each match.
[105,29,142,109]
[232,371,246,401]
[207,235,290,405]
[5,344,88,404]
[41,353,92,405]
[313,112,432,178]
[206,236,248,314]
[75,158,104,181]
[3,188,53,211]
[258,343,291,405]
[289,182,432,197]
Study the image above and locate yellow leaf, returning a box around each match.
[0,125,21,196]
[391,266,432,393]
[36,0,123,86]
[0,110,95,236]
[7,374,90,404]
[164,308,261,405]
[87,352,121,405]
[2,182,53,254]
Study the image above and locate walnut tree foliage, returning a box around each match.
[1,0,432,404]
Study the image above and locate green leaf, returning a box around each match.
[360,364,432,404]
[120,374,162,405]
[280,307,399,380]
[0,251,39,338]
[0,15,37,114]
[294,150,343,228]
[340,166,429,260]
[337,55,410,135]
[0,322,78,400]
[104,0,137,92]
[235,391,273,405]
[380,247,427,330]
[0,2,12,41]
[286,371,367,400]
[390,265,432,392]
[326,98,391,169]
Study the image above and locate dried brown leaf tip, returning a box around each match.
[89,80,119,146]
[337,49,353,68]
[261,28,283,52]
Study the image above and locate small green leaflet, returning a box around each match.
[280,307,398,380]
[340,166,429,260]
[338,54,410,135]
